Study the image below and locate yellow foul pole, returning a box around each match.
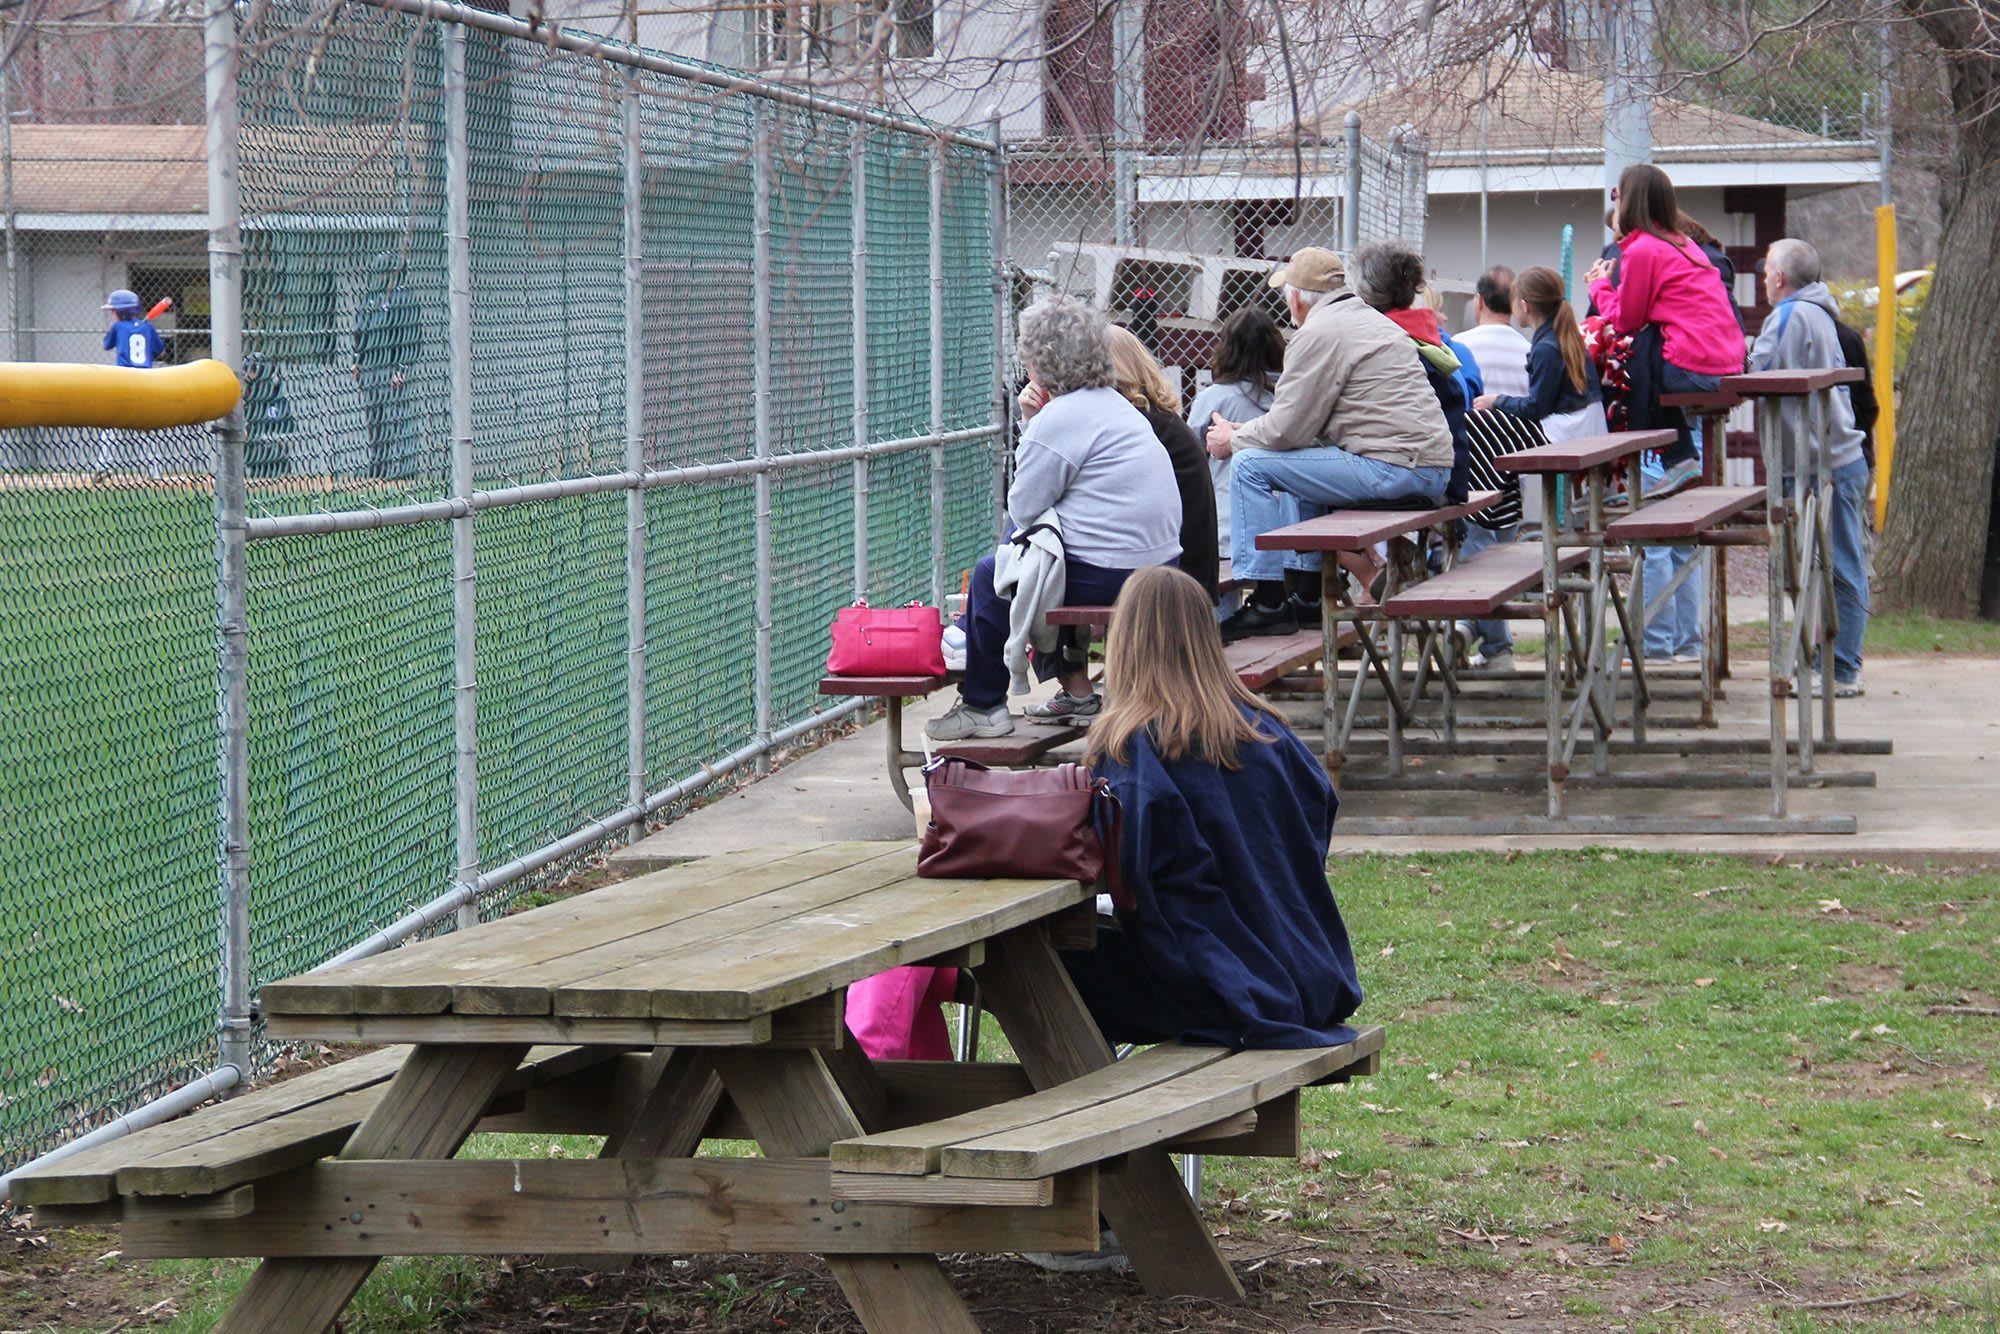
[1872,205,1897,529]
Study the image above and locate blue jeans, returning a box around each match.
[960,552,1137,710]
[1230,446,1452,581]
[1657,363,1721,469]
[1458,521,1515,658]
[1641,544,1702,658]
[1827,459,1870,681]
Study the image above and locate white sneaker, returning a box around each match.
[1671,651,1702,664]
[940,623,967,671]
[1812,673,1864,699]
[924,699,1014,740]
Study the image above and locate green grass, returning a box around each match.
[24,853,2000,1330]
[1857,611,2000,657]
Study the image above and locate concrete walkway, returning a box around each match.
[617,655,2000,869]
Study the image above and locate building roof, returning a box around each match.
[8,124,207,217]
[1319,61,1869,163]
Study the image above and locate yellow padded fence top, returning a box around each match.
[0,360,242,430]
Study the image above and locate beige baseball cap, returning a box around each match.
[1268,247,1346,293]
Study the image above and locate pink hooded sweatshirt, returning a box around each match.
[1588,231,1745,376]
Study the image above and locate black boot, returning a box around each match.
[1283,569,1323,629]
[1220,582,1298,642]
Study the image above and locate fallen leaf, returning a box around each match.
[1512,921,1536,937]
[1298,1149,1324,1171]
[1694,977,1715,988]
[1379,944,1396,957]
[1818,898,1846,913]
[1608,1233,1628,1254]
[1758,1220,1788,1233]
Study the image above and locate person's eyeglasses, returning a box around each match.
[1609,186,1619,202]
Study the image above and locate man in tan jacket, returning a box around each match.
[1206,246,1454,640]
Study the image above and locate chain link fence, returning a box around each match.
[1,0,1001,1174]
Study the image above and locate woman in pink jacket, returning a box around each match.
[1586,164,1745,495]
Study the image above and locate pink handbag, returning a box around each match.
[826,600,947,677]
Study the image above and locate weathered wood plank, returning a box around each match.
[461,846,922,1017]
[938,1038,1381,1180]
[265,1012,774,1047]
[557,873,1088,1021]
[830,1172,1059,1206]
[977,923,1244,1302]
[830,1044,1227,1176]
[120,1158,1098,1260]
[711,1048,983,1333]
[260,843,890,1017]
[214,1042,528,1334]
[1167,1091,1298,1157]
[126,1184,255,1221]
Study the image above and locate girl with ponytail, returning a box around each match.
[1472,265,1607,445]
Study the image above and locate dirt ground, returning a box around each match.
[0,1208,1952,1333]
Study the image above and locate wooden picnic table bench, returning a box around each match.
[16,841,1384,1332]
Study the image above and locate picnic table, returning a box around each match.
[16,841,1382,1332]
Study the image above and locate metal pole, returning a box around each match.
[623,74,648,838]
[1602,0,1656,230]
[989,106,1009,538]
[929,137,946,606]
[851,122,870,601]
[444,23,480,932]
[752,103,774,774]
[1110,0,1140,246]
[204,0,251,1090]
[1477,59,1490,273]
[1,15,19,362]
[1872,20,1888,210]
[1341,112,1361,252]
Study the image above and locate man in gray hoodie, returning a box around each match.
[1753,238,1869,697]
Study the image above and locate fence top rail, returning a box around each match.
[353,0,998,152]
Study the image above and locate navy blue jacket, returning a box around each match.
[1096,711,1363,1047]
[1494,321,1601,423]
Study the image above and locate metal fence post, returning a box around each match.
[623,74,648,836]
[203,0,251,1089]
[850,122,870,601]
[928,138,946,606]
[989,108,1008,539]
[1,16,18,363]
[752,102,774,773]
[1342,111,1361,252]
[444,22,480,931]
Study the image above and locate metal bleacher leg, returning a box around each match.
[1813,389,1839,747]
[1542,475,1565,818]
[954,974,982,1062]
[1759,397,1788,817]
[1181,1152,1202,1201]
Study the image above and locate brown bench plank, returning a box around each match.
[1493,429,1676,474]
[1256,490,1500,553]
[820,674,948,697]
[1378,545,1590,618]
[1604,486,1765,540]
[1227,630,1325,690]
[934,718,1085,765]
[1659,390,1746,412]
[1721,367,1864,396]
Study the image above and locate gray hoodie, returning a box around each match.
[1748,281,1866,475]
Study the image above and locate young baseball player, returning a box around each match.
[94,289,167,479]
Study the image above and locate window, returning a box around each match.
[750,0,932,64]
[893,0,934,58]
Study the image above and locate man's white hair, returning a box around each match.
[1768,238,1821,290]
[1285,283,1329,311]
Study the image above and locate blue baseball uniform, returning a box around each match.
[104,317,165,369]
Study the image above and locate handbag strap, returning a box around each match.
[1091,782,1133,918]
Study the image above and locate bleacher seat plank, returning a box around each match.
[938,1030,1385,1180]
[1493,430,1676,474]
[1227,630,1325,690]
[1257,490,1500,552]
[933,718,1086,765]
[1604,486,1765,540]
[818,674,947,697]
[1378,546,1589,618]
[1659,390,1745,412]
[1720,367,1863,396]
[831,1044,1230,1176]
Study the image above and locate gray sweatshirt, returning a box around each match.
[1009,385,1182,569]
[1748,281,1867,475]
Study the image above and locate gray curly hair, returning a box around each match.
[1017,296,1114,398]
[1348,241,1427,312]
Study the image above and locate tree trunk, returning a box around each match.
[1876,1,2000,617]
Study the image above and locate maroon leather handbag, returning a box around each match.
[916,757,1131,916]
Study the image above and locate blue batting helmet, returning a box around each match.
[102,288,141,312]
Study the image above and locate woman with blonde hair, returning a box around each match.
[1064,565,1363,1047]
[1104,325,1218,598]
